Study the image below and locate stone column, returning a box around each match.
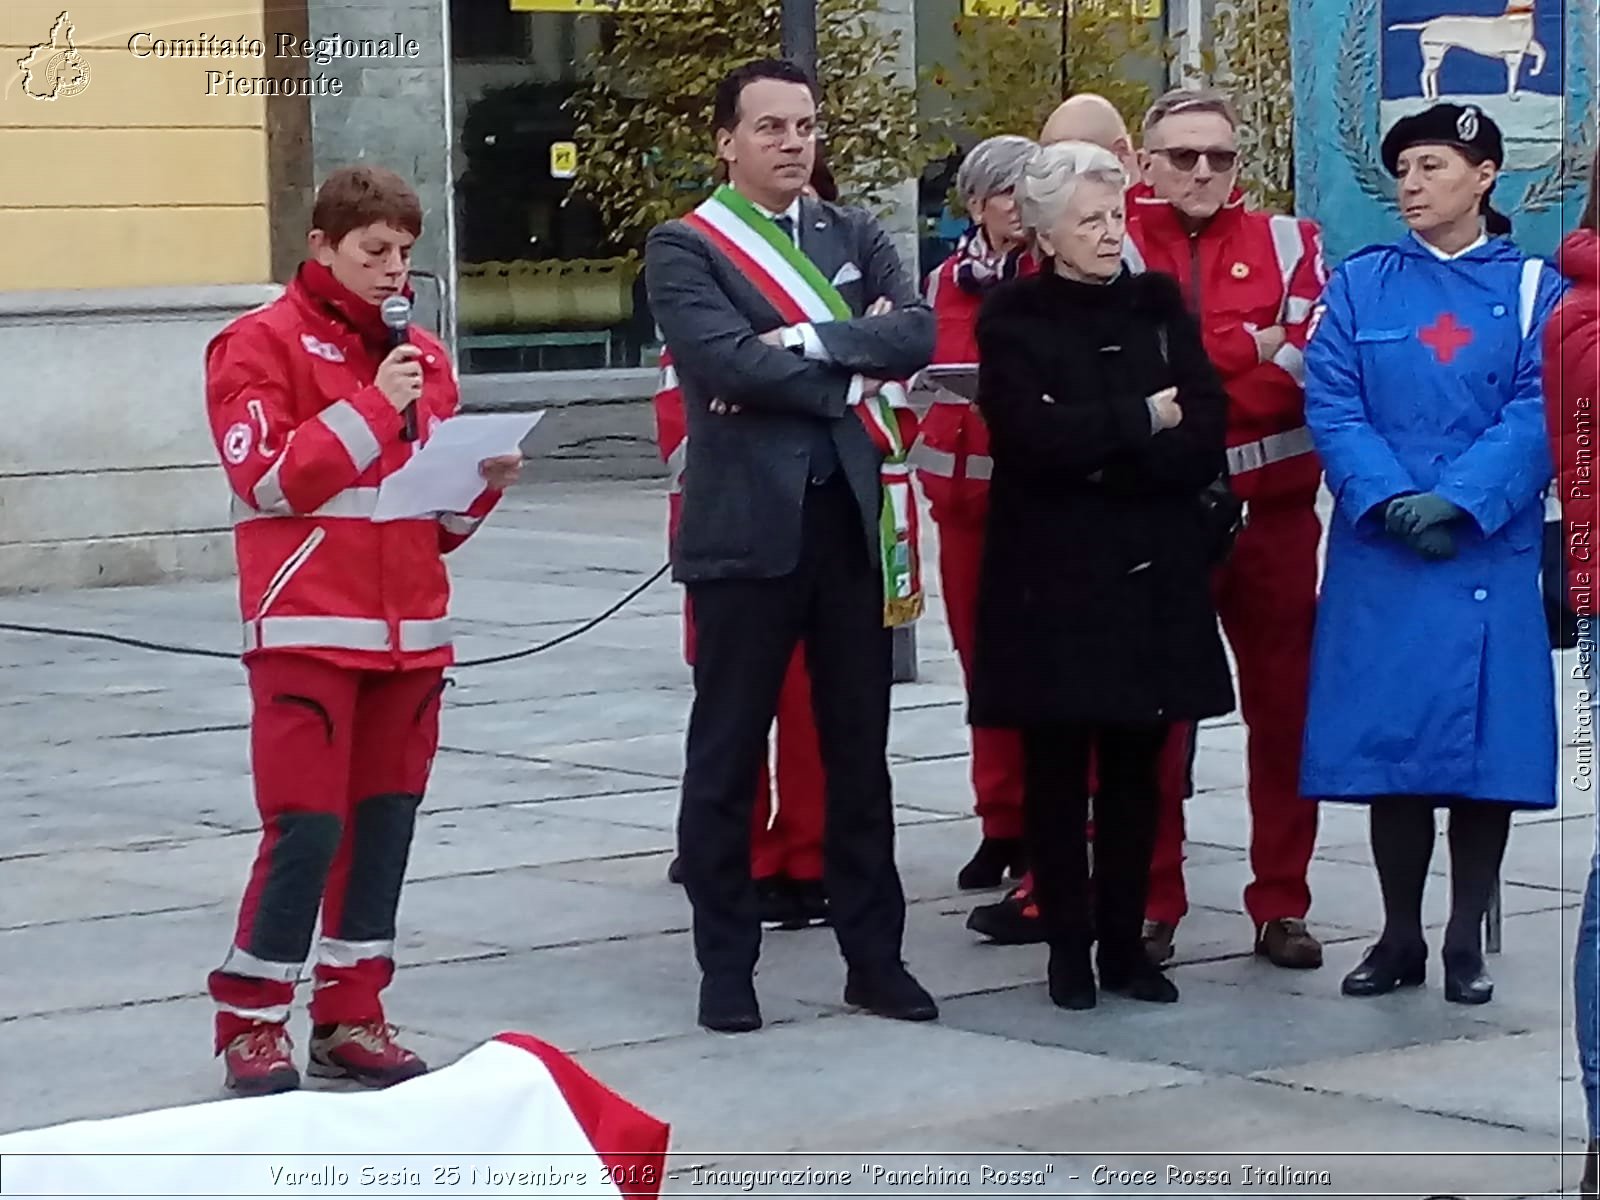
[304,0,456,342]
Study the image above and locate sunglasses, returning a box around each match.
[1152,146,1240,173]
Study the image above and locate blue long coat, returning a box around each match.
[1301,233,1566,809]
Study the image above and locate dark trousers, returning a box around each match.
[679,478,905,978]
[1021,721,1168,967]
[1369,795,1512,961]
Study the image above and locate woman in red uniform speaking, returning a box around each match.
[203,166,521,1096]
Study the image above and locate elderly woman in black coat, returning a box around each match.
[970,141,1236,1010]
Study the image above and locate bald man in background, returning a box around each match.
[964,95,1198,958]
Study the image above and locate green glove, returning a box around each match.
[1386,492,1464,537]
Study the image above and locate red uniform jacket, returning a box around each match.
[1125,184,1327,504]
[1543,228,1600,617]
[914,249,1039,523]
[206,261,500,670]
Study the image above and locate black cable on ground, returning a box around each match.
[0,561,671,670]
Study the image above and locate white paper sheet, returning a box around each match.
[372,411,543,522]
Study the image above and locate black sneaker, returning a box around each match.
[786,878,829,930]
[755,876,800,929]
[965,881,1046,944]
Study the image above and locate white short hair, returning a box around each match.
[1017,141,1128,235]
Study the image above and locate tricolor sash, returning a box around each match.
[681,185,923,627]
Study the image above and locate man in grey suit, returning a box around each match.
[645,58,937,1033]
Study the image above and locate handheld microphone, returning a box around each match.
[380,295,417,442]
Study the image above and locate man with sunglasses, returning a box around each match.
[1125,87,1329,971]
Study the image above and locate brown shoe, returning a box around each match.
[1255,918,1324,969]
[1142,919,1176,966]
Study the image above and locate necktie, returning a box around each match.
[773,214,795,246]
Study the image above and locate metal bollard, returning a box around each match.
[1485,875,1503,954]
[891,623,918,684]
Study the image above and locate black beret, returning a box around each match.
[1380,103,1505,175]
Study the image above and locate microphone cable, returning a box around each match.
[0,561,670,670]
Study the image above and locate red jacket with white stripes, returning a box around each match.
[206,261,500,670]
[1125,184,1327,504]
[914,249,1040,523]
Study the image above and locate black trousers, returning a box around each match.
[1368,795,1512,961]
[679,478,905,978]
[1020,721,1168,966]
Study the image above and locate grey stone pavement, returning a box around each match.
[0,480,1594,1198]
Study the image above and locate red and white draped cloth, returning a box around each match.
[0,1033,670,1199]
[666,185,923,627]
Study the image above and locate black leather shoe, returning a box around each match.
[843,963,939,1021]
[698,975,761,1033]
[1099,957,1179,1003]
[1442,951,1494,1005]
[958,837,1025,890]
[667,856,684,885]
[1340,943,1426,997]
[1580,1137,1596,1198]
[1047,943,1096,1010]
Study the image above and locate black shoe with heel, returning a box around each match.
[1442,949,1494,1005]
[1047,942,1096,1010]
[958,837,1026,890]
[1341,942,1427,997]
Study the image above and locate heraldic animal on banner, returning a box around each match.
[1291,0,1595,259]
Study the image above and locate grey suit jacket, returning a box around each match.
[645,194,934,584]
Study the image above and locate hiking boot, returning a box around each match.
[222,1024,300,1097]
[966,881,1046,944]
[1254,918,1324,969]
[1142,919,1176,966]
[308,1021,428,1088]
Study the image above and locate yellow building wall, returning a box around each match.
[1,2,272,290]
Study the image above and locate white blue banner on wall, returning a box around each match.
[1292,0,1597,260]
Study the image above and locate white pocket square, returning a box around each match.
[831,262,862,286]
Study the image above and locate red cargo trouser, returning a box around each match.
[208,654,445,1052]
[1145,499,1321,926]
[749,646,826,881]
[938,514,1026,839]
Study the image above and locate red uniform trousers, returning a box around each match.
[749,646,827,881]
[938,514,1026,839]
[1144,499,1321,927]
[208,654,445,1051]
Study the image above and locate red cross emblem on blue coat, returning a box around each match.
[1419,313,1474,364]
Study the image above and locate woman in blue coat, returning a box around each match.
[1302,103,1565,1005]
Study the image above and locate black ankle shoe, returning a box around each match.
[1341,943,1426,997]
[843,963,939,1022]
[958,837,1023,890]
[1047,944,1096,1010]
[1581,1138,1596,1198]
[1442,951,1494,1005]
[698,975,761,1033]
[1100,957,1179,1003]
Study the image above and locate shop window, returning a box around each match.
[450,5,652,374]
